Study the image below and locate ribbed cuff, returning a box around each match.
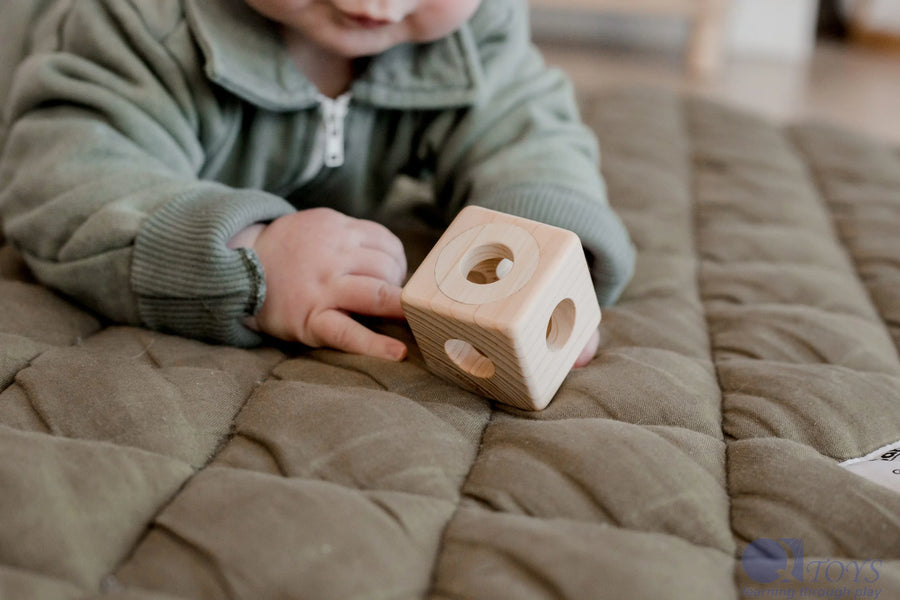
[132,187,294,347]
[472,183,635,305]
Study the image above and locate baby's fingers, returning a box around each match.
[573,328,600,369]
[354,219,406,262]
[310,310,407,361]
[347,248,407,286]
[334,276,405,319]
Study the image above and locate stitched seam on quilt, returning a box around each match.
[685,99,737,577]
[787,128,900,361]
[17,375,55,434]
[146,522,239,598]
[425,403,494,597]
[105,351,292,585]
[2,325,105,425]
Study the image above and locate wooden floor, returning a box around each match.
[534,38,900,146]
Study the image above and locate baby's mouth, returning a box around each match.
[340,11,396,29]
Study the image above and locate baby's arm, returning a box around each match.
[0,1,293,346]
[228,208,408,361]
[422,0,635,311]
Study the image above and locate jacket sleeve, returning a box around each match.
[0,0,294,346]
[419,0,635,306]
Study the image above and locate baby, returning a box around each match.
[0,0,634,366]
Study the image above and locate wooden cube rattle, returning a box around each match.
[401,206,601,410]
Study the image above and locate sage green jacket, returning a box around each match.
[0,0,634,347]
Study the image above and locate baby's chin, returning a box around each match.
[317,25,405,57]
[322,18,460,58]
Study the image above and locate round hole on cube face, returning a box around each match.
[445,339,495,379]
[546,298,576,351]
[462,243,515,285]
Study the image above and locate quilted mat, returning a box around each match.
[1,89,899,599]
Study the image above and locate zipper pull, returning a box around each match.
[319,92,351,168]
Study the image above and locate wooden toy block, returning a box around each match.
[401,206,601,410]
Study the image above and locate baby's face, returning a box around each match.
[245,0,482,58]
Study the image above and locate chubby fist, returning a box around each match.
[232,208,409,361]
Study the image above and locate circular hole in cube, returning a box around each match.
[444,339,495,379]
[546,298,576,351]
[462,243,515,285]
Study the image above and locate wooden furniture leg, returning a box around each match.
[688,0,729,77]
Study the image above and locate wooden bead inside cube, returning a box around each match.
[401,206,601,410]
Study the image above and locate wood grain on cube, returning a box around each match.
[401,206,601,410]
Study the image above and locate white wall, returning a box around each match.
[726,0,818,61]
[531,0,820,63]
[852,0,900,32]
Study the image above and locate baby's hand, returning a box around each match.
[238,208,409,361]
[573,328,600,369]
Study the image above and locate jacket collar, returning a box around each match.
[184,0,485,111]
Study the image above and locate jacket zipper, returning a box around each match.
[318,92,351,168]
